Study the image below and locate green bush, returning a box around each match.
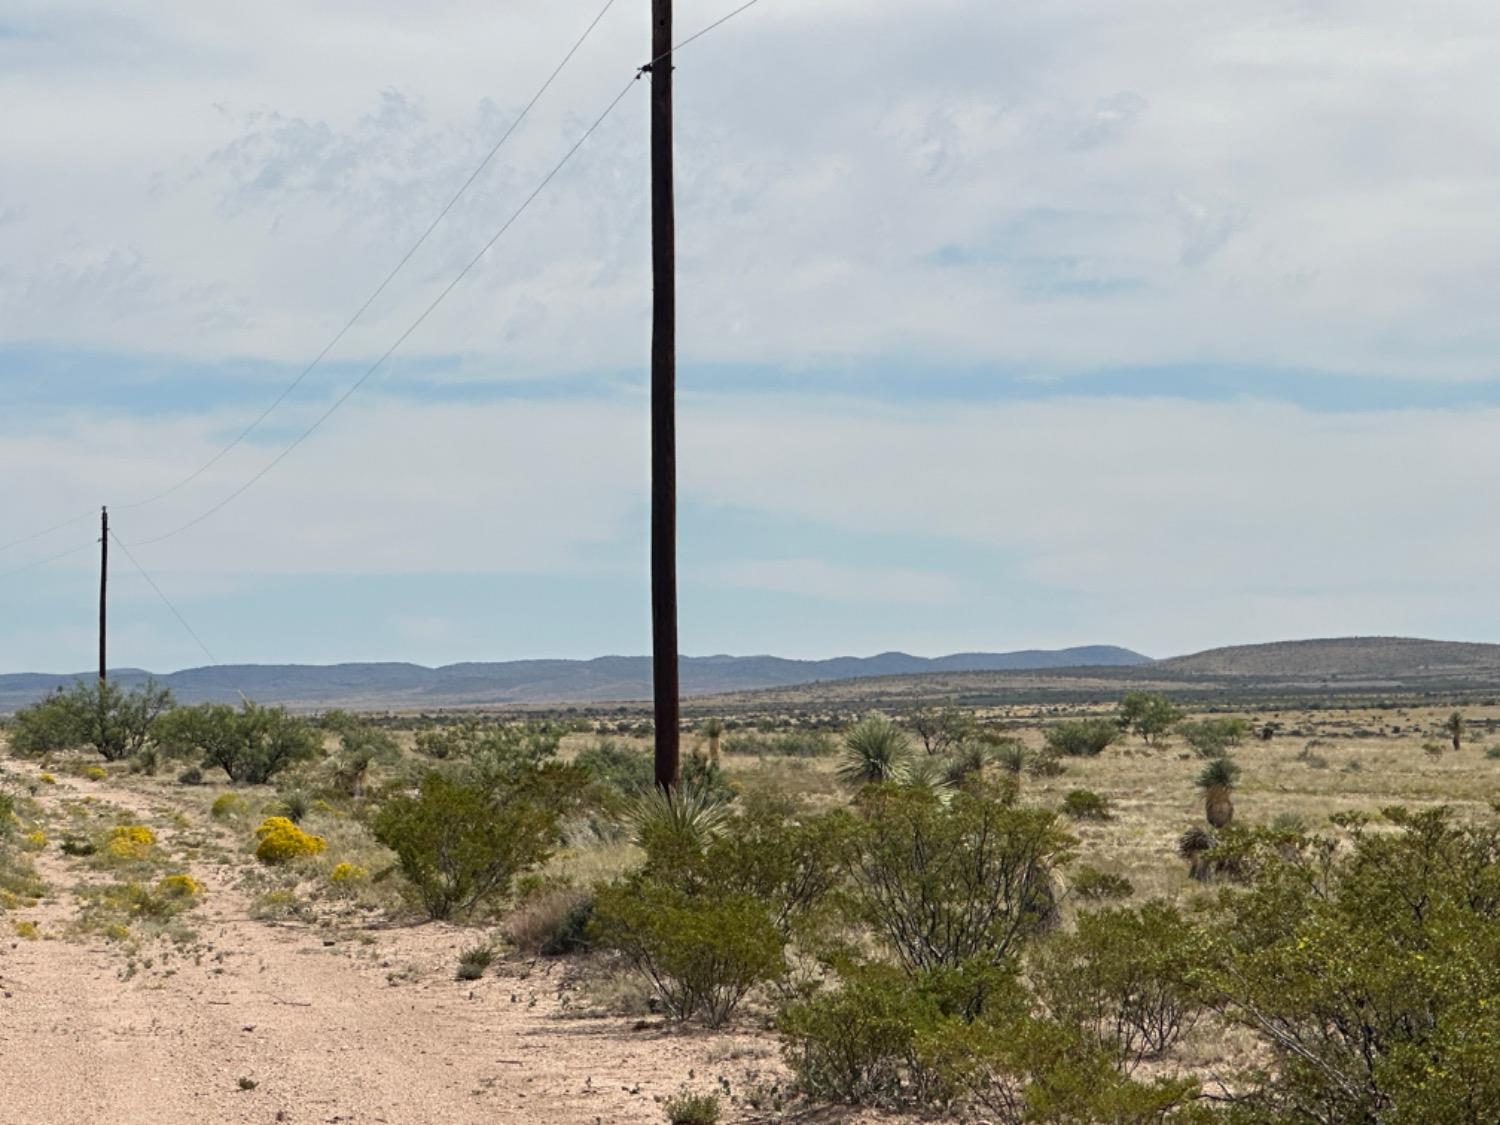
[1202,807,1500,1121]
[372,770,571,921]
[591,883,785,1027]
[662,1089,722,1125]
[1044,719,1122,758]
[1178,717,1250,759]
[455,940,496,981]
[574,739,653,797]
[1030,901,1206,1068]
[8,679,172,761]
[1116,692,1184,745]
[1071,865,1135,902]
[1061,788,1114,821]
[846,782,1072,1011]
[157,702,320,784]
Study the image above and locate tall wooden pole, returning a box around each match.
[98,506,108,683]
[650,0,680,792]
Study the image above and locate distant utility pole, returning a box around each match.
[98,506,108,683]
[650,0,680,792]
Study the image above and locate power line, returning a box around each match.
[0,0,624,553]
[0,540,93,581]
[127,76,642,550]
[109,529,249,702]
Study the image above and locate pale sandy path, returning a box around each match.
[0,765,811,1125]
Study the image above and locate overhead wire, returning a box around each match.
[0,0,624,555]
[6,0,771,568]
[109,528,249,702]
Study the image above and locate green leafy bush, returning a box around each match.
[591,883,785,1027]
[662,1089,722,1125]
[1116,692,1184,744]
[1044,719,1122,758]
[8,679,172,761]
[574,739,653,797]
[372,769,573,921]
[157,702,320,784]
[1071,865,1135,902]
[846,782,1072,999]
[1030,901,1206,1068]
[1202,807,1500,1121]
[1061,788,1114,821]
[1178,717,1250,759]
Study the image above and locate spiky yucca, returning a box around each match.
[624,781,731,852]
[837,716,913,787]
[1197,757,1240,829]
[701,717,724,764]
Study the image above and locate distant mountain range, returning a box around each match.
[0,645,1150,712]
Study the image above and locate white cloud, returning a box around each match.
[713,558,961,606]
[7,391,1500,658]
[3,1,1500,377]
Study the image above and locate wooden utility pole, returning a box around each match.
[98,506,108,683]
[650,0,680,792]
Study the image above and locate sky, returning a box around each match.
[3,0,1500,673]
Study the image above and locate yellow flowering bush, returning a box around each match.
[13,920,39,939]
[21,829,47,851]
[104,824,157,860]
[329,862,368,884]
[156,873,203,899]
[254,817,326,865]
[38,773,57,785]
[83,766,108,781]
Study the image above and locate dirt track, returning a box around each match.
[0,766,810,1125]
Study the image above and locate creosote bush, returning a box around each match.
[1044,718,1122,758]
[662,1089,722,1125]
[1061,788,1114,821]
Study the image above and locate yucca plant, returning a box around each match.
[993,742,1029,776]
[1445,710,1464,753]
[837,716,912,787]
[624,781,732,852]
[701,717,724,765]
[1197,757,1240,829]
[905,756,956,800]
[1177,825,1217,882]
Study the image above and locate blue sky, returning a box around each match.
[4,0,1500,673]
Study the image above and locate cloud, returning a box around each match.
[713,558,961,606]
[2,1,1500,378]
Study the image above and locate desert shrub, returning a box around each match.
[253,816,326,864]
[780,961,936,1104]
[276,790,313,824]
[502,886,594,956]
[60,835,95,857]
[662,1089,722,1125]
[764,730,837,758]
[7,679,172,761]
[845,782,1072,1013]
[1178,717,1250,759]
[329,861,367,885]
[158,702,320,785]
[1044,718,1122,758]
[1027,749,1067,777]
[941,741,992,787]
[318,712,401,796]
[1071,866,1135,902]
[575,740,654,797]
[1030,901,1206,1069]
[1202,807,1500,1121]
[456,940,496,981]
[838,716,912,785]
[918,1014,1205,1125]
[176,765,204,786]
[83,765,107,781]
[103,824,157,860]
[1485,745,1500,760]
[372,768,575,921]
[992,742,1029,775]
[210,792,246,819]
[1117,692,1184,744]
[591,883,785,1027]
[909,705,975,756]
[413,720,561,784]
[156,873,203,899]
[1061,788,1114,821]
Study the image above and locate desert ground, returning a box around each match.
[3,696,1498,1123]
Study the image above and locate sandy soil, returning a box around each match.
[0,765,825,1125]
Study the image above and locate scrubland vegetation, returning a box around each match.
[4,681,1500,1121]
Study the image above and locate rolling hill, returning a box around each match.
[0,645,1149,712]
